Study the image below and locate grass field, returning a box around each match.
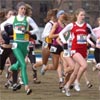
[0,62,100,100]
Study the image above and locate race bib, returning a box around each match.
[77,34,87,44]
[71,50,76,56]
[12,43,17,49]
[50,46,57,53]
[43,42,48,48]
[0,47,4,55]
[63,50,70,57]
[32,51,35,55]
[68,39,72,50]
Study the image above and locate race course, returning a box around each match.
[0,62,100,100]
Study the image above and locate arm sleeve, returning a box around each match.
[87,23,97,40]
[42,22,53,38]
[59,23,73,44]
[87,23,96,45]
[27,17,39,35]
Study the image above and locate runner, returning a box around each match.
[0,2,39,95]
[0,9,22,91]
[41,8,58,74]
[41,10,71,89]
[59,8,96,96]
[25,3,41,84]
[87,17,100,90]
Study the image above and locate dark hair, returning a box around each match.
[5,9,17,16]
[16,2,26,10]
[0,9,17,22]
[0,10,5,20]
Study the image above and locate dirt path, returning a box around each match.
[0,63,100,100]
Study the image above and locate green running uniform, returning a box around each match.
[10,16,29,85]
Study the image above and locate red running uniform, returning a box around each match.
[71,22,88,58]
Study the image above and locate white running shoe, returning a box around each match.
[96,63,100,70]
[74,83,80,92]
[65,87,71,96]
[40,65,46,75]
[62,88,66,93]
[62,86,71,96]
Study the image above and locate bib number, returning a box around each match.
[50,46,57,53]
[71,50,76,56]
[12,43,17,49]
[63,50,70,57]
[77,34,87,44]
[0,47,4,55]
[32,51,35,55]
[43,42,48,48]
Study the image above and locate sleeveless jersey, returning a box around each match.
[13,16,29,41]
[93,27,100,48]
[71,22,88,58]
[71,22,88,49]
[52,23,64,45]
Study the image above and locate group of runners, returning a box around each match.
[0,1,100,96]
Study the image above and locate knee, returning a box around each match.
[81,63,87,71]
[71,65,74,71]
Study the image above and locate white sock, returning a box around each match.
[86,81,90,85]
[42,64,46,68]
[33,65,36,70]
[59,78,63,82]
[74,80,79,84]
[64,84,69,89]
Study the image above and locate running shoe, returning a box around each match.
[65,88,71,97]
[86,82,93,88]
[74,82,80,92]
[5,80,13,89]
[40,65,46,75]
[59,82,64,89]
[69,84,74,90]
[62,88,66,93]
[26,89,32,95]
[96,63,100,70]
[13,83,21,91]
[33,79,41,84]
[62,87,71,96]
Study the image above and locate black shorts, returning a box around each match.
[0,47,12,70]
[28,47,36,64]
[50,45,63,55]
[9,51,17,64]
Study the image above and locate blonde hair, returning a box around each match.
[25,4,32,16]
[71,8,85,22]
[44,8,58,22]
[60,13,70,26]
